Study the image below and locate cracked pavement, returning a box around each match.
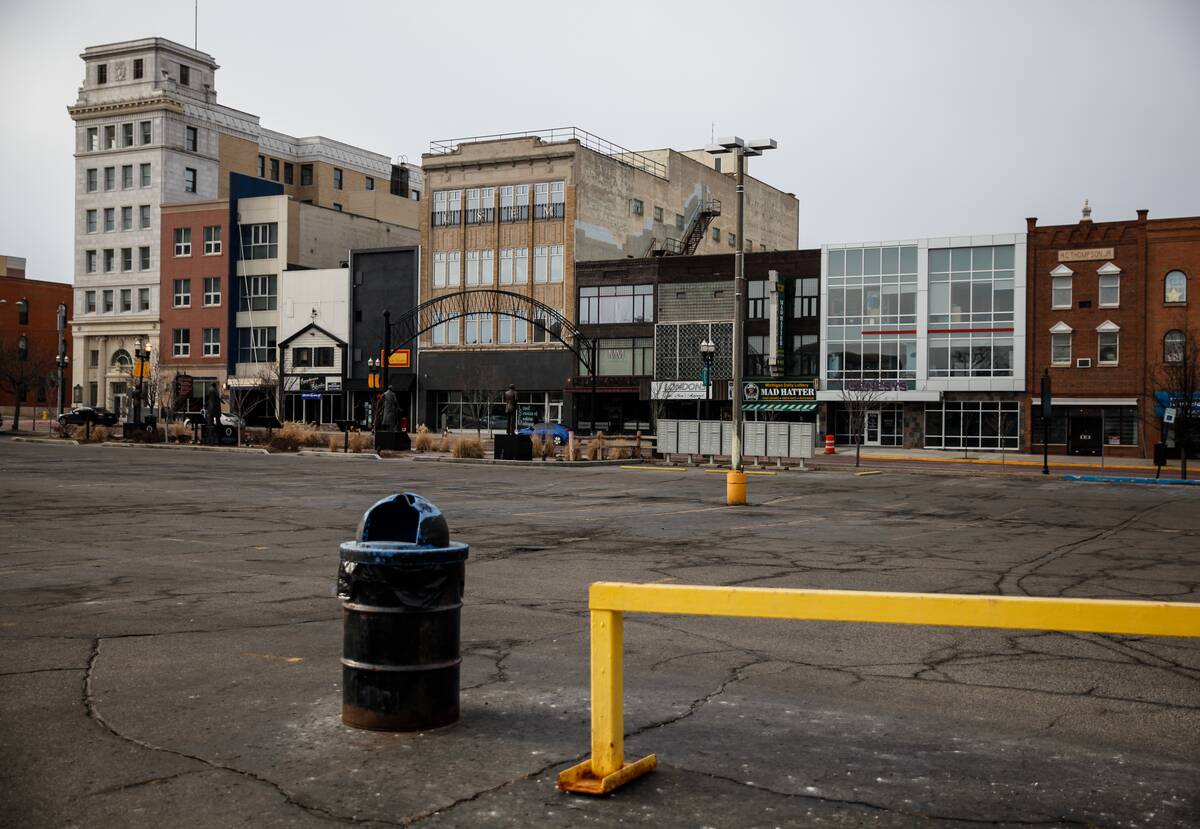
[0,441,1197,828]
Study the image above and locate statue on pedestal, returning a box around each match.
[504,385,518,435]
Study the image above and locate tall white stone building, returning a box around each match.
[68,37,420,411]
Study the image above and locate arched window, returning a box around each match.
[1164,270,1187,303]
[110,349,132,367]
[1164,330,1186,364]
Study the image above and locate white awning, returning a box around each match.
[1051,397,1138,406]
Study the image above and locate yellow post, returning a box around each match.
[726,470,747,505]
[557,608,657,795]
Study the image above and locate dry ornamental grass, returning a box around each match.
[412,431,436,452]
[348,431,370,453]
[452,437,485,459]
[585,431,608,460]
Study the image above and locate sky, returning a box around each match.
[1,0,1198,284]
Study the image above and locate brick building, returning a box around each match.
[0,265,72,417]
[1025,206,1200,456]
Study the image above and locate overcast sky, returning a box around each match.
[2,0,1198,284]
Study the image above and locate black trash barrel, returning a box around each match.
[338,493,469,731]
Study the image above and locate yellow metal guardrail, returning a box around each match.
[556,582,1200,795]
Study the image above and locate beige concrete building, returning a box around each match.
[68,36,421,408]
[415,129,798,430]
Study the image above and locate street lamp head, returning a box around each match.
[699,338,716,355]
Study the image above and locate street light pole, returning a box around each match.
[56,303,67,418]
[700,338,715,421]
[706,136,777,504]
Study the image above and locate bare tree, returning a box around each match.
[227,362,283,446]
[1153,334,1199,480]
[841,382,886,468]
[463,387,500,439]
[0,334,54,432]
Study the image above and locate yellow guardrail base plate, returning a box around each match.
[557,754,657,795]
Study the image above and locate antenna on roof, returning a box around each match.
[194,0,198,49]
[711,122,715,143]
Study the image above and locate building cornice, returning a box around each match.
[68,95,184,121]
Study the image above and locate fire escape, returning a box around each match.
[644,199,722,257]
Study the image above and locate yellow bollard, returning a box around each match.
[726,470,747,505]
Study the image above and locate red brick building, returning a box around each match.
[1025,207,1200,457]
[159,201,229,413]
[0,267,73,415]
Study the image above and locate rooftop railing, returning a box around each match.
[429,128,667,180]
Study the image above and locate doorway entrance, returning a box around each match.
[1068,416,1102,456]
[864,410,882,446]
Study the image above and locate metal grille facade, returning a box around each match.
[654,322,733,382]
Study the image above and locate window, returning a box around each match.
[85,291,96,313]
[465,249,494,286]
[140,121,151,145]
[122,123,134,147]
[630,198,644,217]
[186,126,198,153]
[86,128,99,151]
[89,349,100,368]
[120,288,131,311]
[712,227,720,243]
[1165,270,1187,303]
[1164,330,1186,363]
[333,203,342,212]
[140,163,151,187]
[313,347,335,367]
[445,251,460,287]
[675,213,684,230]
[86,209,97,233]
[292,347,312,367]
[333,168,343,190]
[204,225,222,254]
[365,176,374,191]
[500,185,530,222]
[104,126,116,149]
[534,245,549,283]
[174,227,192,256]
[173,278,191,308]
[103,249,114,273]
[1051,331,1072,365]
[203,328,220,357]
[746,335,769,376]
[15,299,28,326]
[85,250,97,273]
[925,400,1021,450]
[269,158,279,181]
[1098,263,1120,307]
[549,244,564,283]
[104,167,115,190]
[729,232,737,248]
[138,287,150,311]
[236,327,277,363]
[120,248,132,272]
[122,165,133,189]
[203,276,221,306]
[748,280,767,318]
[578,285,654,324]
[103,207,115,232]
[179,64,190,86]
[794,277,819,318]
[430,311,459,346]
[1097,329,1119,365]
[139,246,150,270]
[102,289,113,312]
[1051,266,1073,308]
[433,251,447,288]
[432,190,462,226]
[139,205,151,230]
[466,187,495,224]
[653,206,664,223]
[133,59,143,79]
[240,223,278,259]
[300,164,313,186]
[791,334,820,376]
[86,168,97,192]
[238,275,278,311]
[184,167,197,193]
[497,247,528,285]
[97,64,107,84]
[257,156,266,177]
[464,314,494,345]
[499,316,529,344]
[121,206,132,230]
[283,162,293,185]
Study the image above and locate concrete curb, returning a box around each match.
[296,450,382,460]
[100,442,270,455]
[412,455,643,468]
[10,436,80,446]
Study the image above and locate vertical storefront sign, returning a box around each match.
[768,271,785,378]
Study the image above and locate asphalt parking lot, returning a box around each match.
[1,441,1197,828]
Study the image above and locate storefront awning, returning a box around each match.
[744,402,817,412]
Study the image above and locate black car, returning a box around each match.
[57,406,119,427]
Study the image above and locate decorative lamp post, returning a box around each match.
[699,338,716,421]
[131,336,149,424]
[705,135,777,504]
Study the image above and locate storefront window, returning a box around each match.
[927,245,1016,377]
[925,400,1020,450]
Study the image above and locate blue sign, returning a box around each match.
[1154,391,1200,417]
[301,392,322,400]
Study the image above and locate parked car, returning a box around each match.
[219,413,245,428]
[517,422,570,445]
[57,406,119,427]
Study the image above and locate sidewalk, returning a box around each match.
[815,445,1190,477]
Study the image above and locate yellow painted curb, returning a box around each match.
[620,465,686,472]
[861,453,1160,473]
[703,468,777,476]
[855,470,882,476]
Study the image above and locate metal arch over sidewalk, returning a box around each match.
[557,581,1200,796]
